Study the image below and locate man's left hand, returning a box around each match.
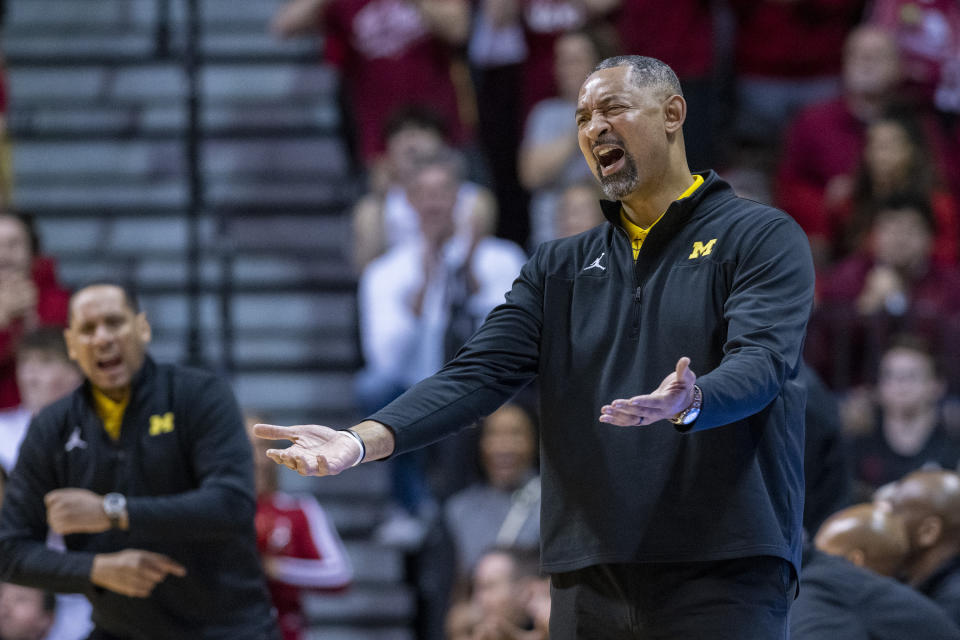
[45,488,111,535]
[599,357,696,426]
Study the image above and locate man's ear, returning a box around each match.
[136,312,152,345]
[663,94,687,133]
[917,515,943,547]
[846,548,866,567]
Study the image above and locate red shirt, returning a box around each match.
[730,0,865,78]
[615,0,714,79]
[256,493,352,640]
[520,0,588,113]
[0,257,70,409]
[322,0,468,163]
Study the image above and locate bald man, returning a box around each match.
[814,503,909,577]
[880,470,960,626]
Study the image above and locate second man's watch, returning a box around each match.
[669,385,702,426]
[103,493,127,529]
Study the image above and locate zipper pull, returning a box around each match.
[635,286,643,302]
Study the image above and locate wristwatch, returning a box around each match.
[102,493,127,529]
[670,385,702,426]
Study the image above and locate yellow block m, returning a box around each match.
[689,238,717,259]
[149,412,175,436]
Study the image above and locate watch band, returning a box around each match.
[669,385,702,425]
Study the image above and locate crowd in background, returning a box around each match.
[1,0,960,638]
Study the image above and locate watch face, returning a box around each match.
[104,493,125,515]
[681,408,700,425]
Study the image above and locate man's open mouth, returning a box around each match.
[594,145,626,176]
[97,356,123,371]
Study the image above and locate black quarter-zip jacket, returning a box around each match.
[372,171,816,574]
[0,357,277,640]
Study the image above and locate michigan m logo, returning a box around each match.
[149,412,175,436]
[689,238,717,259]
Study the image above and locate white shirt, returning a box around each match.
[0,405,32,474]
[359,234,527,387]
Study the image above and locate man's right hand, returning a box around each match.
[90,550,187,598]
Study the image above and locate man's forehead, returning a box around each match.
[70,286,133,317]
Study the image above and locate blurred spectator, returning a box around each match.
[519,27,609,248]
[775,25,900,264]
[247,415,352,640]
[880,469,960,626]
[555,180,604,238]
[0,329,86,640]
[469,546,546,640]
[519,0,619,115]
[845,336,960,500]
[801,363,853,534]
[444,403,540,576]
[352,107,497,271]
[615,0,719,170]
[0,329,81,478]
[869,0,960,113]
[0,583,55,640]
[813,502,909,576]
[271,0,472,166]
[468,0,530,247]
[831,111,959,265]
[790,540,960,640]
[0,212,70,410]
[807,197,960,389]
[356,151,526,541]
[729,0,864,146]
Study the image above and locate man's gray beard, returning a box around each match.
[598,155,639,200]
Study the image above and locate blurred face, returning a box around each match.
[387,126,444,183]
[872,208,932,269]
[555,33,598,101]
[472,553,523,623]
[0,216,33,280]
[16,350,82,415]
[843,28,901,96]
[481,405,536,490]
[577,66,674,200]
[0,584,53,640]
[557,184,604,237]
[406,165,458,246]
[64,286,150,401]
[878,347,942,414]
[865,121,914,186]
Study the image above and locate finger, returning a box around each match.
[599,412,644,427]
[264,449,288,465]
[144,553,187,578]
[253,424,296,441]
[675,357,690,380]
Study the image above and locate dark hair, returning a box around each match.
[873,192,937,233]
[883,333,943,380]
[16,327,72,364]
[69,280,141,317]
[842,110,939,254]
[593,55,683,97]
[382,104,449,145]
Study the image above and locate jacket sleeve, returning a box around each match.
[0,416,97,593]
[125,375,256,540]
[691,216,815,431]
[370,250,544,454]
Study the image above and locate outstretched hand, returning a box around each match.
[599,357,696,426]
[253,424,363,477]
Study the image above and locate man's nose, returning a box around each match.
[582,113,610,141]
[92,324,114,344]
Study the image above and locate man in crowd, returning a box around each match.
[814,502,910,577]
[0,582,55,640]
[879,469,960,626]
[257,55,815,637]
[0,282,279,639]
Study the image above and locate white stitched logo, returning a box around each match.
[583,252,606,272]
[65,427,87,452]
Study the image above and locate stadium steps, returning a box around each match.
[5,0,416,635]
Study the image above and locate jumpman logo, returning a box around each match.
[65,427,87,452]
[583,252,607,272]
